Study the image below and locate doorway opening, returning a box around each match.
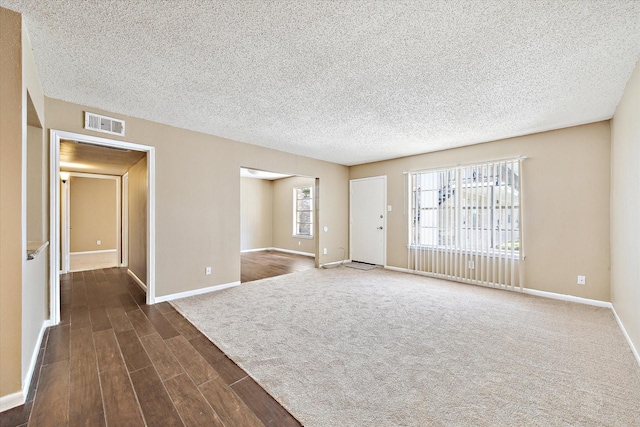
[50,130,156,325]
[240,167,319,282]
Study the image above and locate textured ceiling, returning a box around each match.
[3,1,640,165]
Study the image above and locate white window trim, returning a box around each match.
[293,185,313,237]
[408,158,523,258]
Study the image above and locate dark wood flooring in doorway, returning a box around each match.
[0,268,301,427]
[241,250,315,283]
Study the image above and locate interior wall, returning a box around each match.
[26,124,46,242]
[0,7,24,400]
[20,18,48,405]
[350,122,611,302]
[0,8,48,404]
[69,176,117,252]
[128,156,147,284]
[240,177,273,251]
[611,59,640,355]
[273,176,316,254]
[45,98,349,298]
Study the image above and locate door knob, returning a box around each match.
[377,226,383,230]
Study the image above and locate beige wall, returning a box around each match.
[69,176,118,252]
[241,177,273,251]
[350,122,612,301]
[611,59,640,354]
[273,176,316,254]
[27,125,46,242]
[21,21,49,404]
[0,7,24,399]
[128,157,147,283]
[1,8,48,402]
[44,97,349,298]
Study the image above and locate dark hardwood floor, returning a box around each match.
[241,250,315,283]
[0,268,301,427]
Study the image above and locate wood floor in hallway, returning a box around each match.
[0,268,301,427]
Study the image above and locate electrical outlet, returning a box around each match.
[205,267,212,275]
[298,241,301,246]
[97,240,101,245]
[468,260,475,270]
[323,248,328,255]
[577,275,586,285]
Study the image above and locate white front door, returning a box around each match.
[350,176,386,265]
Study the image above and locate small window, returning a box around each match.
[293,186,313,237]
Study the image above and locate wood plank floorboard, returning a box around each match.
[100,365,145,427]
[189,335,247,385]
[231,376,302,427]
[199,377,266,427]
[3,266,302,427]
[163,373,225,427]
[241,250,315,283]
[129,366,183,427]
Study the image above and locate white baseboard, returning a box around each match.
[1,320,51,412]
[611,305,640,367]
[522,288,612,308]
[0,391,24,413]
[70,249,117,255]
[272,247,314,257]
[241,247,315,257]
[127,269,147,291]
[154,281,240,303]
[320,259,350,268]
[241,247,271,253]
[22,320,52,400]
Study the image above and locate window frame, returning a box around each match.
[408,159,521,259]
[293,185,313,238]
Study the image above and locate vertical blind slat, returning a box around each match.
[407,158,523,290]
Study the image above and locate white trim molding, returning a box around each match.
[1,320,51,412]
[50,129,156,322]
[320,259,350,268]
[70,249,117,255]
[127,269,147,292]
[273,247,314,257]
[521,288,612,308]
[22,320,51,399]
[154,281,240,303]
[611,305,640,367]
[0,391,25,413]
[240,247,315,257]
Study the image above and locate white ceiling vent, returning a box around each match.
[84,112,125,136]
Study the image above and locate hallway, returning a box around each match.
[0,268,300,427]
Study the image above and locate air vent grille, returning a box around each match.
[84,112,125,136]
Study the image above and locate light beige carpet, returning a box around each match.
[171,267,640,426]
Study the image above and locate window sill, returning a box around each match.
[293,235,314,240]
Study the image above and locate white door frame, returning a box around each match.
[62,172,121,273]
[121,172,129,267]
[349,175,387,266]
[49,129,156,325]
[60,178,70,273]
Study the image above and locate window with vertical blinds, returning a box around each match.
[408,158,524,289]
